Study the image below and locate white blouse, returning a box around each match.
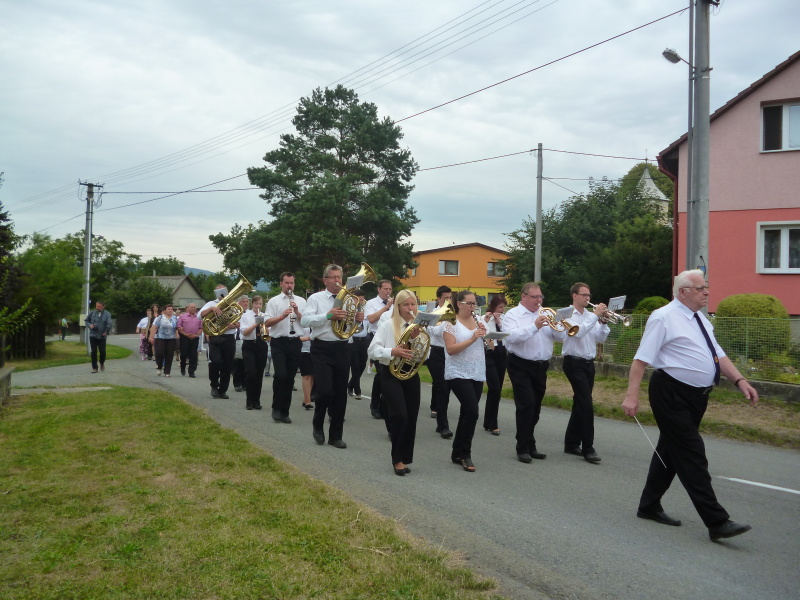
[443,320,486,382]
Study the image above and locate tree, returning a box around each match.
[618,162,674,201]
[106,276,173,317]
[0,175,25,310]
[501,175,672,307]
[138,256,186,277]
[189,271,240,301]
[211,85,419,289]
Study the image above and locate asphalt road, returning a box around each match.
[12,336,800,600]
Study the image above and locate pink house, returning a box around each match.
[659,50,800,314]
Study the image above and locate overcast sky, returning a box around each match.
[2,0,798,274]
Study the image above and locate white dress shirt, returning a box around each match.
[561,306,610,359]
[199,298,236,336]
[265,292,307,338]
[364,296,391,334]
[238,309,263,341]
[503,303,564,361]
[367,318,426,366]
[634,299,726,388]
[301,290,344,342]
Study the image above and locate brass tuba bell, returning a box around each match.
[202,275,254,337]
[331,263,377,340]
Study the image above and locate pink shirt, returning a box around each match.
[177,313,203,336]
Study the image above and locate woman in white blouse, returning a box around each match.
[239,295,269,411]
[368,289,426,476]
[443,290,486,472]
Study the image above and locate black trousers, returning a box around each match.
[506,353,549,455]
[348,336,369,395]
[154,338,176,375]
[311,339,351,442]
[179,335,199,375]
[243,338,269,409]
[378,364,421,465]
[639,369,729,527]
[370,345,383,411]
[89,337,107,370]
[208,335,236,393]
[482,346,507,431]
[426,345,451,431]
[562,355,596,453]
[448,378,482,460]
[270,337,302,415]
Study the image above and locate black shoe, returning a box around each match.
[564,446,583,457]
[529,450,547,460]
[708,520,751,541]
[246,406,253,410]
[371,410,382,419]
[272,410,282,422]
[430,411,437,418]
[313,430,325,445]
[218,393,230,399]
[404,467,411,473]
[254,405,262,410]
[189,373,196,378]
[637,509,682,527]
[303,403,314,410]
[584,451,602,464]
[393,466,406,476]
[234,386,243,392]
[439,429,453,439]
[328,439,347,449]
[181,369,186,376]
[210,388,220,398]
[348,389,354,396]
[459,457,476,472]
[280,415,292,424]
[517,453,533,463]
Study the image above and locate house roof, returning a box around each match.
[412,242,507,256]
[142,275,203,298]
[659,49,800,161]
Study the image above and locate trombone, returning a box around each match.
[589,302,631,326]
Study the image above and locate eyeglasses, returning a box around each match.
[576,293,591,298]
[460,301,477,307]
[522,293,543,300]
[683,286,710,292]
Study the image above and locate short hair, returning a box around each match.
[215,283,226,289]
[436,285,452,298]
[570,282,590,296]
[520,282,541,296]
[352,288,365,298]
[487,294,507,313]
[378,279,392,289]
[164,303,173,310]
[95,300,105,307]
[251,295,263,305]
[323,264,342,278]
[279,272,295,282]
[673,269,705,296]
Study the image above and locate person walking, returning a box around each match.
[85,301,112,373]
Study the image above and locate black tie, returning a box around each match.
[382,299,388,306]
[694,313,720,385]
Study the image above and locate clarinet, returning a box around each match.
[288,290,296,335]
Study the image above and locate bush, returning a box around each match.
[714,294,790,361]
[633,296,669,315]
[610,326,644,364]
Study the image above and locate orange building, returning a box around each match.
[404,242,509,306]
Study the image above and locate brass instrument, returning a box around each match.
[430,299,457,324]
[202,275,254,336]
[332,263,377,340]
[255,308,270,341]
[389,300,456,380]
[589,302,631,326]
[538,307,579,336]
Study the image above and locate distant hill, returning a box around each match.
[184,267,271,293]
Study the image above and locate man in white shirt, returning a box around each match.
[199,284,239,399]
[503,282,564,463]
[561,282,609,464]
[622,269,758,541]
[426,285,453,438]
[264,272,306,423]
[300,264,364,448]
[364,279,394,419]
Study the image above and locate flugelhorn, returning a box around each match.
[332,262,377,339]
[389,312,431,380]
[589,302,631,326]
[538,307,579,336]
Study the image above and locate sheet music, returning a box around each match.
[608,295,626,312]
[415,312,440,326]
[346,274,364,289]
[484,331,510,340]
[556,306,574,321]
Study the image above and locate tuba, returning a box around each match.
[389,300,456,380]
[202,275,254,337]
[332,263,377,340]
[538,307,579,336]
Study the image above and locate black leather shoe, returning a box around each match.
[393,466,406,476]
[637,509,682,527]
[210,388,220,398]
[272,410,282,422]
[529,450,547,460]
[218,393,230,399]
[404,467,411,473]
[564,446,583,456]
[254,405,262,410]
[234,386,243,392]
[280,415,292,424]
[328,439,347,449]
[517,453,533,463]
[246,406,253,410]
[189,373,196,378]
[708,520,751,541]
[312,430,325,445]
[439,429,453,439]
[371,410,382,419]
[584,451,602,464]
[303,402,314,410]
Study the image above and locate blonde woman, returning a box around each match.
[368,289,426,476]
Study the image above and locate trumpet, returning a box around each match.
[589,302,631,326]
[538,307,579,336]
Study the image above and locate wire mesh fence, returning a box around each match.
[566,316,800,384]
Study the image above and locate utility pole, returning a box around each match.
[79,181,103,353]
[535,143,543,283]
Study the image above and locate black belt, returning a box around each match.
[509,353,548,365]
[563,355,594,364]
[655,369,713,396]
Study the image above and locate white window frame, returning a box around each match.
[756,221,800,273]
[761,102,800,152]
[438,260,459,276]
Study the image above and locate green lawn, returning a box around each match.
[5,341,132,372]
[0,387,501,600]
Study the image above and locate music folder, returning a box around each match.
[556,306,574,321]
[415,312,440,327]
[608,295,626,312]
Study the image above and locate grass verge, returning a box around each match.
[0,387,501,600]
[5,341,131,372]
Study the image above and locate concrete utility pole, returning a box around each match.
[535,142,543,283]
[688,0,712,280]
[79,181,103,353]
